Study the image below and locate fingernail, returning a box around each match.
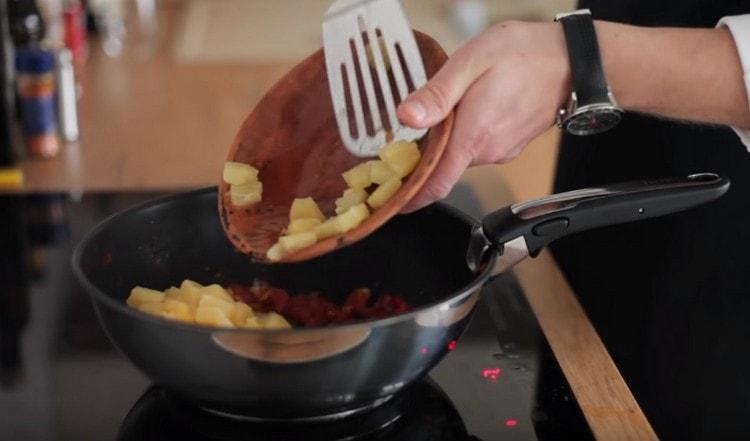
[401,100,427,124]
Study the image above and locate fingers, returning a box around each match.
[397,40,490,129]
[400,69,523,213]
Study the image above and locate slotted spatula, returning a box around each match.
[323,0,428,157]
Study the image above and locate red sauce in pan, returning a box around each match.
[229,281,410,327]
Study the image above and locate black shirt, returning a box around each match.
[551,1,750,440]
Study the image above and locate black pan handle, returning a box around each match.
[468,173,730,272]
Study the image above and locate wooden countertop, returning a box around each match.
[12,2,292,194]
[461,167,658,441]
[8,2,658,439]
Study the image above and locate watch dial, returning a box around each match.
[567,109,622,136]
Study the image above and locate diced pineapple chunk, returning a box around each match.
[244,316,263,329]
[287,218,323,234]
[314,203,370,240]
[162,311,193,322]
[181,279,203,293]
[137,301,164,316]
[278,231,318,253]
[258,312,293,329]
[230,181,262,207]
[266,243,284,262]
[314,218,342,241]
[229,302,254,327]
[367,176,402,209]
[342,162,373,189]
[378,141,420,178]
[336,203,370,232]
[223,161,259,185]
[369,160,397,185]
[195,306,235,328]
[335,188,368,215]
[176,280,203,308]
[164,287,180,299]
[127,286,165,308]
[244,313,291,329]
[126,280,292,329]
[198,294,235,316]
[290,197,325,222]
[200,284,234,302]
[162,298,193,322]
[163,298,191,315]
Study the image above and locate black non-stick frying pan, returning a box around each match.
[73,173,728,420]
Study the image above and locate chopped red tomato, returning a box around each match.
[229,281,410,327]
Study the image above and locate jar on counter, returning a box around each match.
[15,48,60,159]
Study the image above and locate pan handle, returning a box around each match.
[468,173,730,272]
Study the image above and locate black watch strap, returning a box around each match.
[557,11,610,107]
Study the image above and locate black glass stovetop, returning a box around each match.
[0,191,595,441]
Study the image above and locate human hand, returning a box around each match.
[398,21,571,212]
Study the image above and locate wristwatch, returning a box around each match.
[555,9,622,135]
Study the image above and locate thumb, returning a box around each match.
[397,51,486,129]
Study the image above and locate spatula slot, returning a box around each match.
[395,43,416,94]
[349,37,376,137]
[376,28,403,107]
[340,63,359,139]
[358,16,394,134]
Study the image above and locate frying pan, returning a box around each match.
[72,173,728,420]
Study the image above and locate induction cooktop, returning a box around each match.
[0,192,595,441]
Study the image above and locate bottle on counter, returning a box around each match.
[36,0,65,49]
[62,0,86,69]
[54,47,77,141]
[7,0,46,47]
[15,47,60,159]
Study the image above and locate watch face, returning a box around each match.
[566,108,622,136]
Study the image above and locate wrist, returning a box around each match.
[542,21,574,119]
[594,20,638,110]
[555,12,622,134]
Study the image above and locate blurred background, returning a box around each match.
[0,0,575,199]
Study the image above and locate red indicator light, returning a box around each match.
[420,347,428,354]
[482,368,501,380]
[447,340,457,351]
[505,418,518,427]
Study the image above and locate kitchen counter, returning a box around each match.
[10,0,560,199]
[4,1,655,439]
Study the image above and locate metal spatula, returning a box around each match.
[323,0,428,157]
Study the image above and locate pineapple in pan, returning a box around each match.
[126,280,291,329]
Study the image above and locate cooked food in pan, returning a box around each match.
[126,280,291,329]
[126,279,410,328]
[230,281,410,327]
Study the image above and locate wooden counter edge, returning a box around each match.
[514,251,660,440]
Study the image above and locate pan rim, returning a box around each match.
[71,187,497,335]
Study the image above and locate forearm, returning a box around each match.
[597,21,750,128]
[396,20,750,211]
